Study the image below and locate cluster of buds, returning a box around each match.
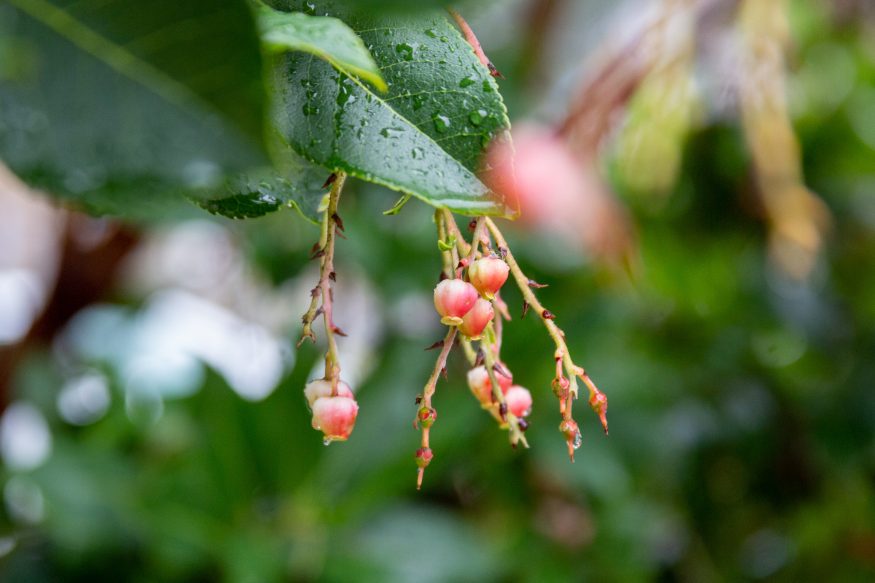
[411,211,609,488]
[304,379,359,444]
[295,173,608,487]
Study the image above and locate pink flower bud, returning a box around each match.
[417,407,437,429]
[467,257,509,300]
[589,390,608,434]
[311,396,358,442]
[457,298,494,339]
[433,279,480,325]
[466,365,512,406]
[304,379,353,409]
[415,447,434,469]
[505,385,533,418]
[559,418,581,461]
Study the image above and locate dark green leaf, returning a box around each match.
[256,5,387,93]
[0,0,272,220]
[269,2,518,218]
[196,193,282,220]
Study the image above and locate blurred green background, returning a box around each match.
[2,0,875,581]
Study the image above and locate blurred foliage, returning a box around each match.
[2,0,875,582]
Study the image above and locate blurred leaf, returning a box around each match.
[269,1,517,218]
[0,0,273,219]
[256,5,387,93]
[192,143,332,223]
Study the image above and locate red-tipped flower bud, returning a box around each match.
[312,395,359,443]
[467,257,509,300]
[457,298,494,340]
[559,419,579,442]
[589,391,608,434]
[415,447,434,469]
[559,418,581,461]
[505,385,533,418]
[417,407,437,429]
[433,279,480,325]
[467,365,512,406]
[304,379,354,409]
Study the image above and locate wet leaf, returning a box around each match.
[0,0,269,220]
[269,2,518,218]
[256,5,387,92]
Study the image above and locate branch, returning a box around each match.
[485,218,608,434]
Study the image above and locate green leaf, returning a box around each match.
[0,0,276,220]
[437,236,456,252]
[196,192,281,219]
[383,192,411,215]
[268,2,518,218]
[255,5,387,93]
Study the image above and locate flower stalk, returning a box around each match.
[298,172,347,395]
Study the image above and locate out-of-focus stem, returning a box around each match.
[481,323,527,448]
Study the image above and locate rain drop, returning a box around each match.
[395,43,418,61]
[425,29,438,38]
[468,110,485,126]
[460,76,476,88]
[381,127,405,138]
[302,104,319,116]
[412,147,424,159]
[434,114,451,133]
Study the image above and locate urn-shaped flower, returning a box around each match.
[433,279,480,325]
[467,257,509,300]
[467,365,513,406]
[457,298,494,340]
[505,385,533,418]
[312,395,359,442]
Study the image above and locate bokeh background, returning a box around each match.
[2,0,875,581]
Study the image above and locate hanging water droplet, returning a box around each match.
[434,114,450,133]
[572,433,582,450]
[323,437,332,446]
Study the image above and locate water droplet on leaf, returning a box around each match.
[469,110,485,126]
[434,114,451,133]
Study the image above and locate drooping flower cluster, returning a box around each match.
[410,211,608,488]
[295,173,608,489]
